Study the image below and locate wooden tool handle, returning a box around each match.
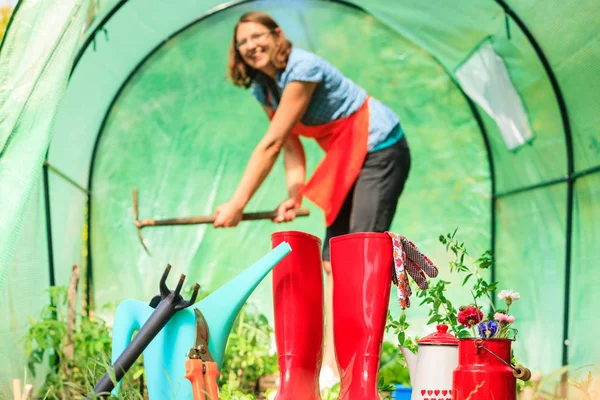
[140,208,310,227]
[184,359,207,399]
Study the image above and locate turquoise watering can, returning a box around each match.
[110,242,292,399]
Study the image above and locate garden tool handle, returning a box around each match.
[138,208,310,227]
[185,359,206,399]
[184,359,221,400]
[204,361,220,400]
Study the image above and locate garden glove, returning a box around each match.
[387,232,439,309]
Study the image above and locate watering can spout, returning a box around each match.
[399,345,418,385]
[197,241,292,366]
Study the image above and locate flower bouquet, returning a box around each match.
[457,289,520,340]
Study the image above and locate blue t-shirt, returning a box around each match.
[250,48,403,153]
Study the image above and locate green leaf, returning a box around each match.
[458,330,472,338]
[462,274,473,286]
[398,331,405,344]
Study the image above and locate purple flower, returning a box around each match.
[477,320,499,338]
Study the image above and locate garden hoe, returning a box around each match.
[132,188,310,254]
[89,264,200,399]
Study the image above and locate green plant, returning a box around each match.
[377,376,399,399]
[378,341,411,387]
[424,230,497,335]
[219,383,258,400]
[320,383,340,400]
[23,286,144,399]
[219,303,278,395]
[387,229,499,348]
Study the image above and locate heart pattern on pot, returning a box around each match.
[420,388,452,400]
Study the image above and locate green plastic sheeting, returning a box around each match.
[569,174,600,368]
[506,1,600,173]
[0,0,92,394]
[0,0,599,397]
[495,184,567,370]
[0,180,50,395]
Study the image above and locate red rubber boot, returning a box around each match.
[272,231,324,400]
[330,232,393,400]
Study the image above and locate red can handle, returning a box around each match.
[474,340,531,381]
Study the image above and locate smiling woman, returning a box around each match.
[215,10,413,396]
[219,10,411,244]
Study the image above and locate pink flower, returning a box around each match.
[494,312,508,322]
[494,312,515,324]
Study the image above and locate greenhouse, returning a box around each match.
[0,0,598,398]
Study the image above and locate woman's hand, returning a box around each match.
[274,197,301,223]
[213,200,244,228]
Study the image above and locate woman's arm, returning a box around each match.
[261,104,306,200]
[283,134,306,202]
[232,81,315,206]
[214,81,317,227]
[262,105,306,199]
[260,104,307,223]
[272,134,306,223]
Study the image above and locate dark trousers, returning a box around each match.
[322,135,411,261]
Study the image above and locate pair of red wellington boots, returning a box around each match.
[271,231,393,400]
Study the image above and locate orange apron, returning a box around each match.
[272,97,370,226]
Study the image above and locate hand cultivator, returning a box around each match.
[90,265,200,398]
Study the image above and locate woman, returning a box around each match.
[213,11,411,387]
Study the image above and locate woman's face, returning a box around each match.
[235,22,278,71]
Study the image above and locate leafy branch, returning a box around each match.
[386,229,500,348]
[440,229,497,315]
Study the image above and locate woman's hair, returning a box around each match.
[228,11,292,88]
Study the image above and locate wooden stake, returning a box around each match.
[22,384,33,400]
[63,264,80,399]
[12,379,21,400]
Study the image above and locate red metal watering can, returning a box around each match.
[452,338,531,400]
